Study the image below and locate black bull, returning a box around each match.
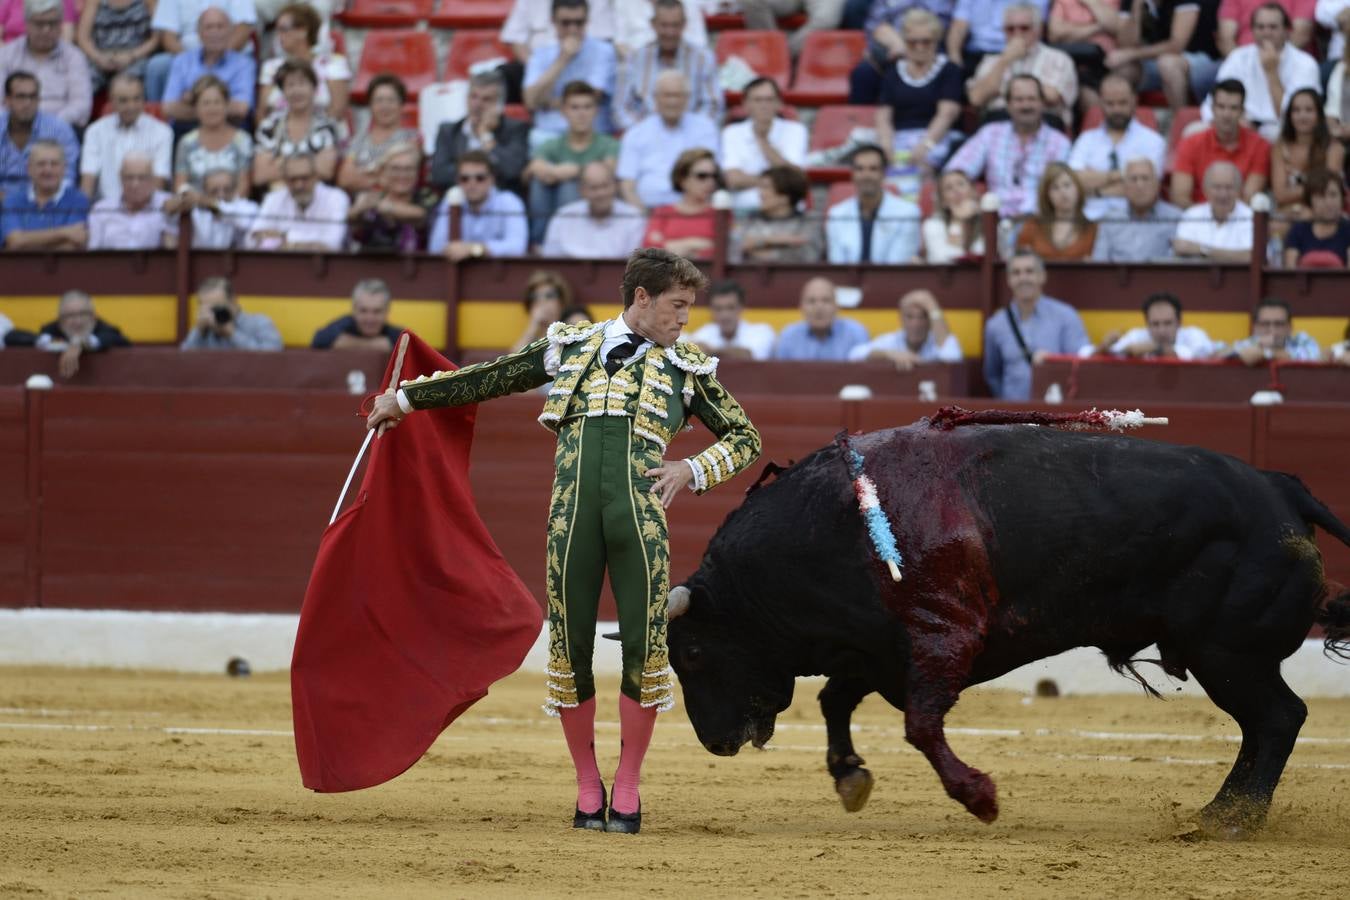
[667,419,1350,834]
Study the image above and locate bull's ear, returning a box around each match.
[668,585,692,619]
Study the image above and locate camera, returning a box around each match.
[212,305,234,326]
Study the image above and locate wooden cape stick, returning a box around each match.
[329,333,410,525]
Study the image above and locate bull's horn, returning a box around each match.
[668,585,692,619]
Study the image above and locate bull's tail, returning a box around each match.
[1319,590,1350,661]
[1265,471,1350,661]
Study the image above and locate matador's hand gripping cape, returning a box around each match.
[291,332,543,792]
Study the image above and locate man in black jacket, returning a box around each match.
[36,290,131,378]
[429,70,530,197]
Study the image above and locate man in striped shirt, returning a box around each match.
[613,0,721,131]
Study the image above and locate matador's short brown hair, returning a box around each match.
[621,248,708,308]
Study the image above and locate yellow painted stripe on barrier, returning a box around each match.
[1,295,178,343]
[238,297,447,348]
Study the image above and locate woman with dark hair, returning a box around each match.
[258,2,350,121]
[347,143,439,254]
[173,75,253,194]
[1271,88,1344,221]
[923,169,984,262]
[641,147,719,259]
[1015,162,1096,261]
[509,270,575,352]
[731,164,823,263]
[338,74,420,194]
[253,58,343,189]
[1282,170,1350,267]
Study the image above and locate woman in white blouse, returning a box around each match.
[923,169,985,263]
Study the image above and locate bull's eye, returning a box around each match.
[680,644,704,671]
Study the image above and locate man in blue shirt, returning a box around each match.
[615,69,719,211]
[428,149,529,260]
[773,276,871,361]
[983,250,1090,400]
[1,139,88,249]
[523,0,617,141]
[1,72,79,197]
[159,7,256,125]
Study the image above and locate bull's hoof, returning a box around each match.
[1195,800,1264,841]
[835,767,874,813]
[953,772,999,824]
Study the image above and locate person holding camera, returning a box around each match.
[180,276,283,350]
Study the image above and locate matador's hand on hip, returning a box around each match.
[646,461,694,509]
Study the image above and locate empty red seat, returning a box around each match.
[704,12,807,30]
[336,0,434,28]
[351,29,438,102]
[443,28,513,81]
[715,31,790,103]
[1078,105,1159,132]
[806,104,879,182]
[785,30,865,106]
[430,0,513,28]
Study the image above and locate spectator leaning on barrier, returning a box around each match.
[773,276,871,361]
[1066,73,1166,219]
[687,279,776,361]
[849,288,964,370]
[36,289,131,377]
[428,148,530,261]
[144,0,255,102]
[923,168,986,262]
[541,159,647,258]
[1108,0,1221,111]
[1283,169,1350,267]
[731,163,824,263]
[1204,3,1319,142]
[1328,321,1350,365]
[159,6,255,125]
[967,1,1078,128]
[524,80,618,247]
[165,165,257,248]
[616,69,720,212]
[614,0,720,130]
[79,73,172,203]
[1095,290,1215,359]
[523,0,617,142]
[1170,78,1269,208]
[827,143,922,263]
[1089,157,1182,261]
[983,249,1091,400]
[88,150,173,248]
[311,278,403,352]
[430,69,530,197]
[1172,160,1253,262]
[721,76,808,211]
[1230,296,1321,364]
[0,0,91,127]
[181,276,283,351]
[0,137,86,248]
[0,70,79,197]
[945,73,1070,218]
[247,151,349,252]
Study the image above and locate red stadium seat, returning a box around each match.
[443,29,513,81]
[336,0,434,28]
[715,31,790,103]
[806,104,880,183]
[1078,105,1159,132]
[430,0,513,29]
[351,29,438,102]
[785,30,866,106]
[1296,250,1346,268]
[704,12,807,30]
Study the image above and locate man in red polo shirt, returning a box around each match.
[1169,78,1269,208]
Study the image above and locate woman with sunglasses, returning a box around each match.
[509,270,575,352]
[1271,88,1344,222]
[873,9,964,173]
[641,147,719,260]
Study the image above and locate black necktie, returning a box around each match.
[604,336,643,375]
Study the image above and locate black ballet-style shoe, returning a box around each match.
[573,784,607,831]
[604,801,641,834]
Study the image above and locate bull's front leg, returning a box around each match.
[819,676,874,812]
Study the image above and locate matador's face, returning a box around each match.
[631,286,694,347]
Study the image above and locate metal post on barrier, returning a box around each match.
[444,186,465,359]
[1250,193,1271,309]
[978,193,1001,320]
[174,208,193,343]
[23,374,51,607]
[712,189,732,281]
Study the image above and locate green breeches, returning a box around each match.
[543,415,674,715]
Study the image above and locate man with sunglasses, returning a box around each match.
[523,0,617,143]
[967,1,1077,128]
[0,0,90,127]
[428,149,529,261]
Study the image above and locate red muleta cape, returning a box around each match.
[291,332,543,792]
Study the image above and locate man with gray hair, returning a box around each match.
[79,73,174,203]
[615,68,719,212]
[164,167,258,248]
[36,290,132,378]
[311,279,404,351]
[613,0,721,130]
[0,138,88,249]
[982,249,1091,400]
[88,152,173,249]
[1171,161,1253,263]
[1090,158,1182,262]
[247,152,350,251]
[965,1,1077,127]
[542,160,646,258]
[0,0,91,127]
[430,69,530,196]
[143,0,257,101]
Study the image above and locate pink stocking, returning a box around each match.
[558,698,604,814]
[611,693,658,815]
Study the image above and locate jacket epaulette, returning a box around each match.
[665,341,719,376]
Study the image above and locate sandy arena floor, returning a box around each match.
[2,666,1349,899]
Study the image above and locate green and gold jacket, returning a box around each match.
[398,320,762,493]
